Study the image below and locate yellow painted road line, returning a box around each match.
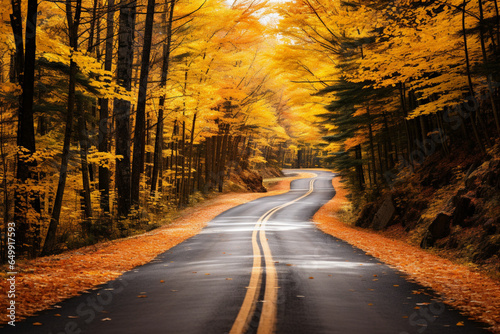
[230,178,316,334]
[230,226,263,334]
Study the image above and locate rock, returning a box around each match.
[428,212,452,239]
[371,196,395,230]
[451,196,473,227]
[474,238,500,262]
[465,173,478,188]
[239,169,266,192]
[355,203,377,228]
[420,230,434,249]
[484,218,498,235]
[465,162,479,179]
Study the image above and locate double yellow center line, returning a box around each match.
[230,178,317,334]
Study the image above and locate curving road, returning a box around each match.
[4,170,488,333]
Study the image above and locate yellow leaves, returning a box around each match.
[249,155,267,164]
[344,135,367,151]
[87,147,118,169]
[0,82,21,97]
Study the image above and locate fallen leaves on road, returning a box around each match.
[0,173,311,325]
[313,176,500,333]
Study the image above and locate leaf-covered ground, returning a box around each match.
[313,177,500,333]
[0,173,312,325]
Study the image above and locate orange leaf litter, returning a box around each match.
[313,176,500,333]
[0,173,313,325]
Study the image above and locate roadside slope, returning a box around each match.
[313,176,500,333]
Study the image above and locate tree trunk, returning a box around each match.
[131,0,156,206]
[355,144,364,190]
[97,0,114,215]
[218,125,229,192]
[151,0,175,196]
[204,136,212,192]
[114,0,136,218]
[366,104,377,186]
[186,113,197,203]
[42,0,82,255]
[87,0,99,53]
[77,97,93,234]
[9,0,24,84]
[12,0,41,256]
[462,0,486,154]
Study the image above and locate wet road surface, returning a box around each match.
[4,170,489,333]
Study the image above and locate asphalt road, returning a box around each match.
[4,170,489,334]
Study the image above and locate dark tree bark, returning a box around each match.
[77,97,93,225]
[114,0,137,218]
[151,0,176,196]
[9,0,24,84]
[366,104,378,186]
[132,0,156,206]
[87,0,99,53]
[12,0,41,256]
[178,121,186,207]
[98,0,115,215]
[43,0,82,255]
[218,125,229,192]
[204,136,212,191]
[355,144,365,190]
[462,0,486,154]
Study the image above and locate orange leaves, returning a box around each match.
[313,176,500,333]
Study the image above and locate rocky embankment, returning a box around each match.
[355,145,500,277]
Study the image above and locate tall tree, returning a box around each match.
[98,0,115,215]
[131,0,156,206]
[11,0,41,255]
[42,0,83,255]
[114,0,137,218]
[151,0,176,197]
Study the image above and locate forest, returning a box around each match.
[1,0,499,265]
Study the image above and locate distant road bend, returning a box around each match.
[7,170,488,334]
